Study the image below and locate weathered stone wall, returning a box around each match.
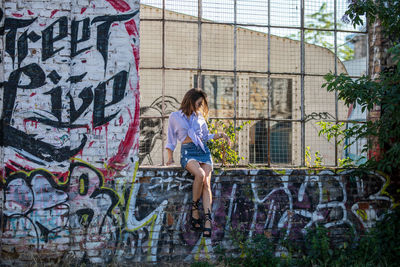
[0,0,140,264]
[1,167,394,264]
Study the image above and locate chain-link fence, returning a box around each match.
[139,0,368,167]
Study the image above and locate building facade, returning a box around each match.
[139,4,350,166]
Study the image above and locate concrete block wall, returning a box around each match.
[1,166,394,264]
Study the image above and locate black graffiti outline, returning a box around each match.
[139,96,180,164]
[0,9,140,164]
[304,112,335,122]
[4,169,70,249]
[2,124,87,164]
[68,162,120,230]
[1,10,139,67]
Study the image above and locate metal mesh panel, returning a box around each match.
[139,0,368,167]
[237,0,269,26]
[140,20,163,68]
[165,21,198,68]
[201,24,234,71]
[270,30,301,74]
[270,0,300,27]
[237,27,268,72]
[165,0,198,19]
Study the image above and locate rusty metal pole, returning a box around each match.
[267,0,271,166]
[300,0,305,166]
[197,0,202,88]
[161,0,166,165]
[234,0,237,131]
[334,0,339,166]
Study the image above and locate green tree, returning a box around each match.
[320,1,400,187]
[288,3,354,61]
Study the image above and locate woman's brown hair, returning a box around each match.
[180,88,209,118]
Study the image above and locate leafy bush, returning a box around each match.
[200,207,400,267]
[322,49,400,174]
[305,146,324,168]
[207,119,250,166]
[320,0,400,175]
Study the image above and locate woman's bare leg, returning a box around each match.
[200,163,213,235]
[186,160,206,227]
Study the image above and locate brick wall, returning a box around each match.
[1,166,393,264]
[0,0,140,264]
[367,17,393,160]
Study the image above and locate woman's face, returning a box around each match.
[194,97,204,111]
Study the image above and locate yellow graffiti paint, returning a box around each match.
[124,161,140,226]
[274,170,286,175]
[81,214,89,225]
[7,168,64,185]
[375,171,399,208]
[79,177,85,195]
[195,237,210,261]
[204,238,211,260]
[356,209,368,221]
[71,158,124,229]
[338,170,398,208]
[146,213,158,261]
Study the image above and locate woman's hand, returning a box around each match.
[218,133,231,147]
[165,159,175,166]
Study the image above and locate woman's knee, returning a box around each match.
[202,176,211,190]
[194,169,206,181]
[186,161,206,181]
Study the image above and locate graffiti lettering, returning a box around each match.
[91,12,138,70]
[41,17,68,61]
[0,7,139,164]
[3,11,138,66]
[305,112,335,122]
[1,162,395,263]
[1,0,141,263]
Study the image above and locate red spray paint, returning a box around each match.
[125,19,140,72]
[107,92,140,171]
[50,9,59,18]
[105,0,131,12]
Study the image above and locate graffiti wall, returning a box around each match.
[118,168,394,263]
[0,1,396,265]
[1,163,395,264]
[0,0,140,264]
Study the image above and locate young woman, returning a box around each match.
[165,88,230,237]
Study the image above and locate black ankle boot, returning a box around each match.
[190,200,202,231]
[203,209,212,237]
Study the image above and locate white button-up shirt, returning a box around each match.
[165,110,215,152]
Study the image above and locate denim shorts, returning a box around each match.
[180,142,213,169]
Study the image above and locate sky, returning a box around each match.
[140,0,365,33]
[140,0,366,59]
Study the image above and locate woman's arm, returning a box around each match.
[165,113,177,165]
[166,148,174,165]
